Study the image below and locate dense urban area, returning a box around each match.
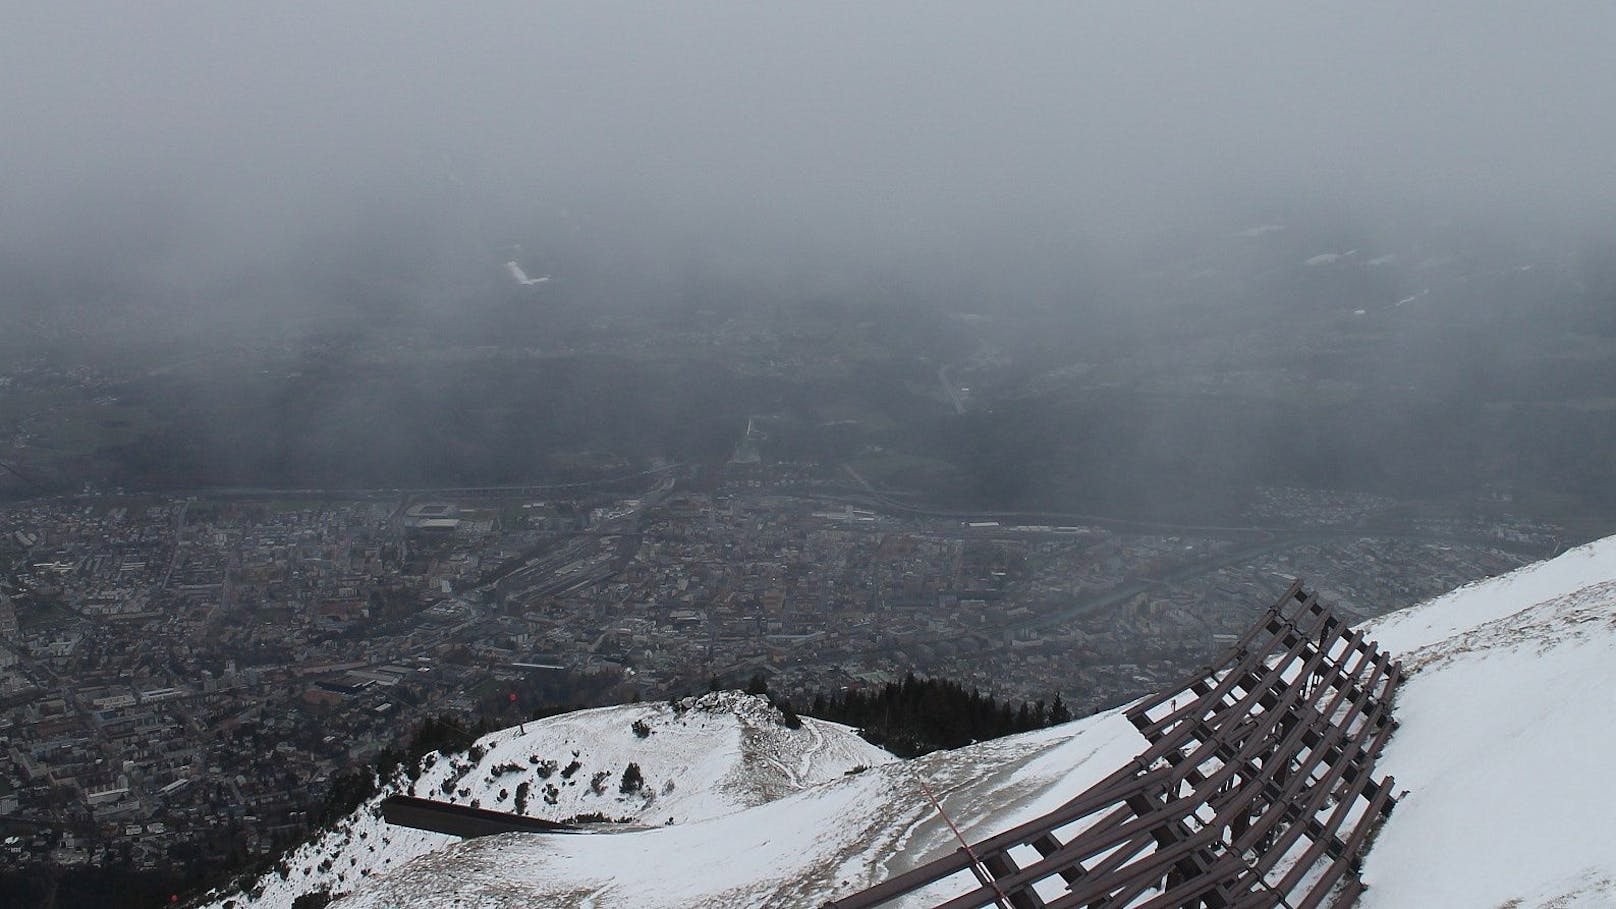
[0,452,1551,878]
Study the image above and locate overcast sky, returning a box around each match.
[4,3,1614,317]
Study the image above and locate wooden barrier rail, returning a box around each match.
[825,582,1400,909]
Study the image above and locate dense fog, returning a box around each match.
[6,4,1613,317]
[3,3,1615,522]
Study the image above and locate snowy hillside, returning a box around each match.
[198,691,893,909]
[1356,536,1616,908]
[333,709,1146,909]
[219,537,1616,909]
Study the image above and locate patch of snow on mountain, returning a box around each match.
[1305,249,1358,266]
[504,260,549,285]
[1234,224,1287,238]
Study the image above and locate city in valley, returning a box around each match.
[0,460,1548,873]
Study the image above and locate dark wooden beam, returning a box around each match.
[380,795,579,839]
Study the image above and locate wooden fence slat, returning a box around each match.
[823,585,1403,909]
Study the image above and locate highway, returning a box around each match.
[833,461,1559,639]
[836,463,1555,557]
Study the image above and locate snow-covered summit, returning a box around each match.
[215,538,1616,909]
[199,691,893,909]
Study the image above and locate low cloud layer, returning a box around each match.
[4,3,1614,325]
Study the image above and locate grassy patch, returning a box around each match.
[18,599,74,631]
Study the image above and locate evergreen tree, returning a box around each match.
[620,762,644,794]
[776,698,802,729]
[801,676,1080,757]
[1050,693,1072,725]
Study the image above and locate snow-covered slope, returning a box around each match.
[222,537,1616,909]
[333,709,1147,909]
[199,691,893,909]
[1354,536,1616,908]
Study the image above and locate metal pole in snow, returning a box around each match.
[917,777,1014,909]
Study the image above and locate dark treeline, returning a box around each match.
[801,673,1073,758]
[0,867,189,909]
[314,713,488,829]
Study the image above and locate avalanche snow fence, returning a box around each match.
[826,580,1402,909]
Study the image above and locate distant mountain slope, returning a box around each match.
[198,692,893,909]
[225,538,1616,909]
